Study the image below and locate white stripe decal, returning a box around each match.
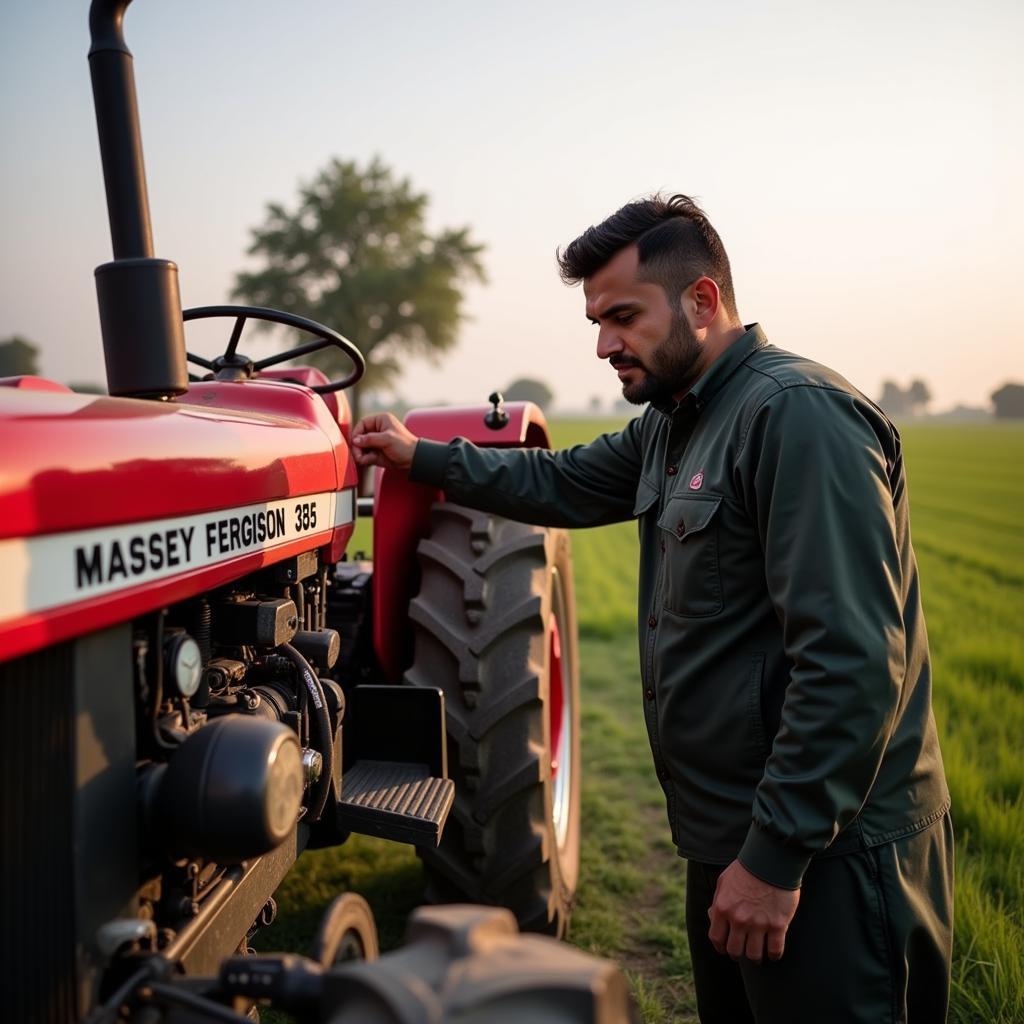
[332,487,355,528]
[0,488,356,623]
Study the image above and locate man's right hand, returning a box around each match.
[352,413,418,472]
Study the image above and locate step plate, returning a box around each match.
[338,760,454,847]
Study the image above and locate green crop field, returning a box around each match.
[258,420,1023,1023]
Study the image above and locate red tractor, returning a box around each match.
[0,2,592,1021]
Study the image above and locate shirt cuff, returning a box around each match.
[737,822,811,890]
[409,439,451,486]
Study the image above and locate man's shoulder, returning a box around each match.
[732,345,898,455]
[741,344,864,400]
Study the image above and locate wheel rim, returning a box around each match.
[549,567,573,851]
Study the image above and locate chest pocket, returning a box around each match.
[657,494,723,617]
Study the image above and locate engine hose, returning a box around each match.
[80,963,153,1024]
[149,611,177,752]
[280,642,333,823]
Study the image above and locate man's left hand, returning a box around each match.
[708,859,800,964]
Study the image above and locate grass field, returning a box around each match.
[258,419,1023,1023]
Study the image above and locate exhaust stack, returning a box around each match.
[89,0,187,398]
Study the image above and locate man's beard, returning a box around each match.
[613,311,703,406]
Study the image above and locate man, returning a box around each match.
[352,195,953,1023]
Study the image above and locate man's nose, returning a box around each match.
[596,327,623,361]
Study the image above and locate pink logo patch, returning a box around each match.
[689,470,704,490]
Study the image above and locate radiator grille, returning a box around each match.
[0,644,77,1024]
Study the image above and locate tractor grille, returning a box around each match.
[0,644,77,1023]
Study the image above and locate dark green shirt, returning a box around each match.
[411,324,949,888]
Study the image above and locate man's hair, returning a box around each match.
[557,194,737,317]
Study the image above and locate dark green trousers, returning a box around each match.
[685,814,954,1024]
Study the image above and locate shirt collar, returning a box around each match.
[652,323,768,417]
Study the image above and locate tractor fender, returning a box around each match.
[371,401,551,683]
[403,401,551,449]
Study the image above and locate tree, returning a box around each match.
[877,379,932,419]
[992,382,1024,419]
[878,380,910,418]
[233,157,486,420]
[0,336,39,377]
[906,379,932,416]
[504,377,554,411]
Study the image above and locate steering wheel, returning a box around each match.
[183,305,366,394]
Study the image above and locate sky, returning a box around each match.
[1,0,1021,413]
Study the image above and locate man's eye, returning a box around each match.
[617,313,635,325]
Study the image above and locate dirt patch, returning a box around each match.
[614,805,697,1019]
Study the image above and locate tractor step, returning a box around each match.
[338,760,454,847]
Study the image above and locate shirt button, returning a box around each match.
[648,615,658,629]
[675,522,685,538]
[666,464,678,476]
[645,688,654,700]
[660,538,666,553]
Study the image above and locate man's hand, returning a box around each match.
[708,859,800,964]
[352,413,419,472]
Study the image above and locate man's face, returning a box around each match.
[583,245,703,405]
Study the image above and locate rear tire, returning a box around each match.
[404,503,580,937]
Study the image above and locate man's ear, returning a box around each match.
[687,277,720,329]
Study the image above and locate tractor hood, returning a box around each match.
[0,378,357,661]
[0,379,352,537]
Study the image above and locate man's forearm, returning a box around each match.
[410,434,640,529]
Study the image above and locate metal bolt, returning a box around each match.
[302,748,323,786]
